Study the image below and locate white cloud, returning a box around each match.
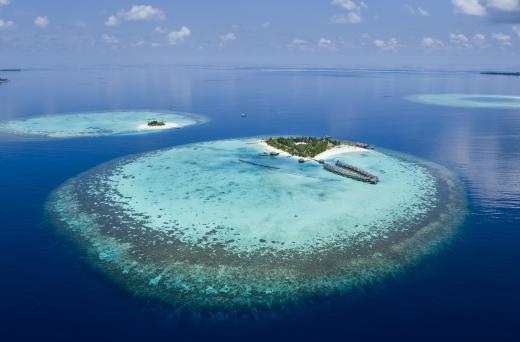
[406,5,431,16]
[331,0,366,11]
[105,5,165,26]
[487,0,519,11]
[289,38,308,48]
[452,0,519,16]
[261,22,271,28]
[421,37,445,48]
[473,33,488,46]
[0,18,13,29]
[318,37,336,49]
[0,0,11,6]
[330,12,363,24]
[331,0,367,24]
[373,37,399,50]
[450,33,470,47]
[102,34,120,45]
[492,32,512,46]
[220,32,236,41]
[452,0,487,16]
[168,26,191,44]
[154,26,168,34]
[513,25,520,37]
[34,16,49,29]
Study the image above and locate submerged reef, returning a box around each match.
[408,94,520,109]
[46,138,465,314]
[0,111,204,138]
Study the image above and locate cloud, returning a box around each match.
[487,0,519,11]
[34,16,49,29]
[421,37,445,48]
[0,0,11,6]
[473,33,488,46]
[450,33,470,47]
[0,18,14,29]
[330,12,363,23]
[168,26,191,44]
[220,32,236,41]
[318,37,336,49]
[405,5,431,16]
[373,37,400,50]
[452,0,487,16]
[331,0,367,24]
[492,32,513,45]
[261,22,271,28]
[102,34,120,45]
[106,5,165,27]
[513,25,520,36]
[453,0,520,19]
[289,38,308,48]
[154,26,168,34]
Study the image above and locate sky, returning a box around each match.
[1,0,520,68]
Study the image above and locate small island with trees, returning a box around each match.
[147,120,166,127]
[260,136,379,184]
[265,136,369,158]
[0,78,9,84]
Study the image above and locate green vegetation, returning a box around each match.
[265,136,345,158]
[147,120,166,127]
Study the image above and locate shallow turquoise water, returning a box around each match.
[0,110,202,138]
[46,138,465,311]
[407,94,520,109]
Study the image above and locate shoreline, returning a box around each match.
[257,140,367,161]
[137,122,181,131]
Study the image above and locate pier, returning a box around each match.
[323,162,379,184]
[335,160,379,183]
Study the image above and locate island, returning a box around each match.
[46,137,465,313]
[0,78,9,84]
[262,136,379,184]
[0,111,203,138]
[481,71,520,77]
[147,120,166,127]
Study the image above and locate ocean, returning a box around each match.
[0,66,519,341]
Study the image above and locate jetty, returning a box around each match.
[239,159,280,170]
[335,161,379,183]
[323,161,379,184]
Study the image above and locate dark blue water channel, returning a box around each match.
[0,66,519,341]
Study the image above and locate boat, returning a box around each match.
[269,152,280,157]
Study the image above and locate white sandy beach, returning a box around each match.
[257,140,366,161]
[137,122,181,131]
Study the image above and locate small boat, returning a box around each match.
[241,113,247,118]
[298,158,305,163]
[259,152,269,156]
[269,152,280,157]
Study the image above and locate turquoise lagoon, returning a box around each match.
[0,111,203,138]
[46,138,465,312]
[408,94,520,109]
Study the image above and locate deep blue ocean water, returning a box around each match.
[0,66,519,341]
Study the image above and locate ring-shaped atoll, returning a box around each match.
[0,111,204,138]
[408,94,520,109]
[46,137,466,313]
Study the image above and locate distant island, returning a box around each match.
[147,120,166,127]
[0,78,10,84]
[481,71,520,77]
[0,69,21,72]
